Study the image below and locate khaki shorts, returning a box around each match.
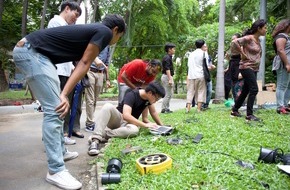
[186,78,207,103]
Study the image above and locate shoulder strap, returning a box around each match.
[273,33,289,54]
[275,33,289,41]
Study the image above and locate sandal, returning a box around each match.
[88,142,99,156]
[72,131,84,138]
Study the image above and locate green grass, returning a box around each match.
[0,90,32,100]
[99,92,118,99]
[93,105,290,190]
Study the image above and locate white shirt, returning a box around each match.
[187,48,209,79]
[47,15,74,77]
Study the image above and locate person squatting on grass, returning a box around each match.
[230,19,267,121]
[271,19,290,114]
[13,14,126,190]
[87,81,165,156]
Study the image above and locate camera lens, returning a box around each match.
[101,173,121,184]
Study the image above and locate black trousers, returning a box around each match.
[58,75,69,91]
[232,68,258,116]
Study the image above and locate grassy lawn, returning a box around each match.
[0,89,32,100]
[0,90,185,102]
[93,105,290,190]
[0,90,118,100]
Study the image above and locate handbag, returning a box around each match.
[81,74,91,88]
[203,53,211,82]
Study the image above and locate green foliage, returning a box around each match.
[1,0,289,90]
[95,105,290,189]
[0,1,22,73]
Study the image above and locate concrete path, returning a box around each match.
[0,99,186,190]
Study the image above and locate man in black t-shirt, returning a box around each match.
[13,14,126,190]
[161,43,176,113]
[87,81,165,156]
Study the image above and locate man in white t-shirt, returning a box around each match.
[187,40,211,112]
[47,1,81,145]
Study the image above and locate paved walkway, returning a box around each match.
[0,99,186,190]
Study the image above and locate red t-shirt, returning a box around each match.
[117,59,155,86]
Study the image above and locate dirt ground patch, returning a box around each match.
[0,99,34,106]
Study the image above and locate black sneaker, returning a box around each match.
[161,109,172,114]
[85,124,95,132]
[166,109,173,113]
[230,111,242,117]
[245,115,261,122]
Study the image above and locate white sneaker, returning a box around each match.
[63,149,78,162]
[46,169,82,190]
[64,136,76,145]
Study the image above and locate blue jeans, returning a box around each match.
[13,41,65,174]
[276,65,290,109]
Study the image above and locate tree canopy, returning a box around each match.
[0,0,288,92]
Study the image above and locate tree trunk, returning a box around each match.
[215,0,226,100]
[0,0,3,25]
[21,0,28,37]
[84,0,88,24]
[40,0,48,29]
[0,60,9,92]
[288,0,290,18]
[0,1,8,92]
[91,0,98,23]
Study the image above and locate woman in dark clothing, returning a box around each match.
[230,19,267,121]
[229,33,242,101]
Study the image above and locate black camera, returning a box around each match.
[101,158,123,185]
[258,147,284,164]
[282,154,290,165]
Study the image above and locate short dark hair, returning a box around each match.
[164,43,176,52]
[145,81,165,98]
[149,59,162,67]
[60,1,82,15]
[102,14,126,34]
[195,39,205,48]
